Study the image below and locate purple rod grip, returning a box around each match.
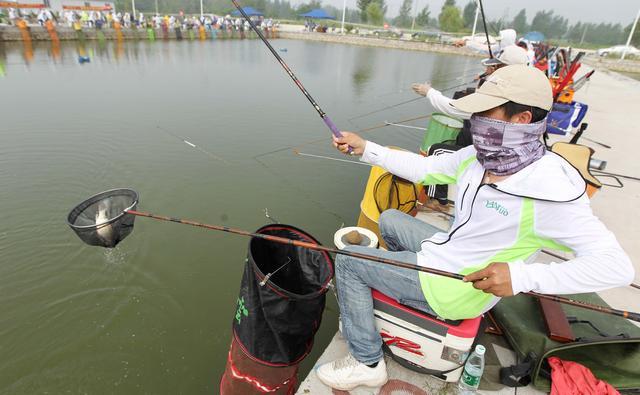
[323,116,353,154]
[322,115,343,138]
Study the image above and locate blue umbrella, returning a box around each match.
[523,31,545,43]
[231,6,264,17]
[299,8,335,20]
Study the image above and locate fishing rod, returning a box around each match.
[592,170,640,182]
[477,0,493,59]
[230,0,349,152]
[375,69,482,100]
[348,79,476,122]
[577,135,611,149]
[75,205,640,323]
[420,204,640,291]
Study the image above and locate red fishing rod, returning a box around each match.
[125,210,640,322]
[68,187,640,324]
[231,0,349,151]
[65,187,640,324]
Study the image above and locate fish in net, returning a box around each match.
[67,188,138,248]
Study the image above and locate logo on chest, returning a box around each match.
[484,200,509,216]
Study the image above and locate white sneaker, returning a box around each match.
[316,354,388,390]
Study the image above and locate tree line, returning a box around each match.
[115,0,639,47]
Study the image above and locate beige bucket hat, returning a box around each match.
[451,64,553,114]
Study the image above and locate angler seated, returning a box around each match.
[315,65,635,392]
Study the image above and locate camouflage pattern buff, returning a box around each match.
[469,115,547,176]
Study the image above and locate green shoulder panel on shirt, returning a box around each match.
[419,198,572,320]
[421,154,477,186]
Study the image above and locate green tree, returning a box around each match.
[365,1,384,26]
[414,5,431,28]
[394,0,412,28]
[442,0,456,9]
[512,9,527,34]
[439,5,463,32]
[357,0,373,21]
[296,0,322,15]
[623,22,640,47]
[530,10,568,39]
[462,1,477,29]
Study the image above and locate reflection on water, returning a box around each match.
[351,47,375,98]
[0,38,480,393]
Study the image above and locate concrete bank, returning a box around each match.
[583,56,640,74]
[279,31,483,58]
[0,24,483,58]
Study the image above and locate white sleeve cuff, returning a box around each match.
[361,141,389,166]
[509,260,530,295]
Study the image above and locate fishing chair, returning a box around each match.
[551,141,604,198]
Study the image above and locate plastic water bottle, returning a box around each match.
[458,344,486,394]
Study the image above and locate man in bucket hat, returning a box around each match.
[317,65,634,391]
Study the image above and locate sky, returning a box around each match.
[293,0,640,26]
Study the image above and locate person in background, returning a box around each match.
[517,40,537,66]
[8,8,18,25]
[412,45,530,121]
[37,9,46,26]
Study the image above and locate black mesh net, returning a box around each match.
[233,224,334,366]
[67,189,139,248]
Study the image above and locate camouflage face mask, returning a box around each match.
[469,115,547,176]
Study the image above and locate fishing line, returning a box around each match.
[264,208,280,224]
[68,197,640,322]
[251,114,433,163]
[348,79,476,122]
[293,150,372,166]
[253,153,346,224]
[384,122,425,131]
[157,126,230,164]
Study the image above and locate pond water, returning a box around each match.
[0,37,479,393]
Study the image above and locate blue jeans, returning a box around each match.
[335,209,443,365]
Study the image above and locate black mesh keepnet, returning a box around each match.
[233,224,334,366]
[67,189,138,248]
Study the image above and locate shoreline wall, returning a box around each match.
[2,25,639,74]
[279,31,482,58]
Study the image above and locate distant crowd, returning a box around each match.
[1,7,278,32]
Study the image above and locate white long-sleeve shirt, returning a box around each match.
[427,88,471,120]
[361,142,634,319]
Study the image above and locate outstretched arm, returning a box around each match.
[333,132,475,185]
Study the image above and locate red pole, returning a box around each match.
[125,209,640,323]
